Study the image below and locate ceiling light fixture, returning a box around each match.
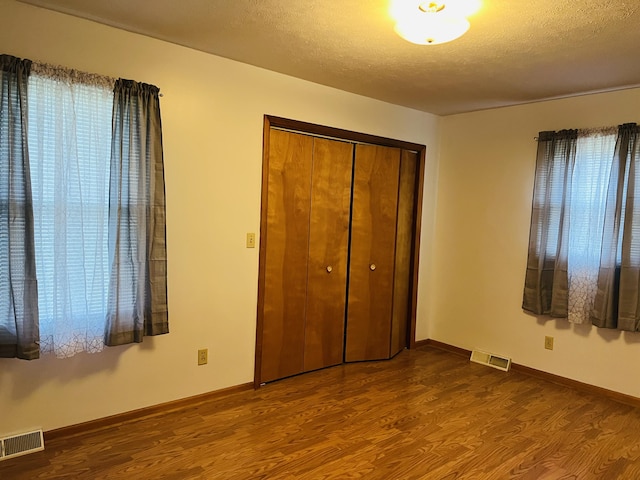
[391,0,481,45]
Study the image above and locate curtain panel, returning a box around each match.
[0,54,40,360]
[105,79,168,345]
[592,124,640,330]
[28,62,115,358]
[523,129,577,317]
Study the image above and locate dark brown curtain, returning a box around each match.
[0,54,40,359]
[104,79,168,345]
[522,130,577,317]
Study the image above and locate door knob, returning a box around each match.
[369,264,376,271]
[326,265,333,273]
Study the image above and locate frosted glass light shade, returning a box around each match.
[394,14,470,45]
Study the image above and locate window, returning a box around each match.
[28,68,114,357]
[565,132,617,323]
[523,124,640,330]
[0,55,168,360]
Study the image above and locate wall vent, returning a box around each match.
[0,430,44,461]
[470,349,511,372]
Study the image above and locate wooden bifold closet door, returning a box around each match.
[256,118,424,386]
[344,144,400,362]
[344,145,418,362]
[259,129,353,384]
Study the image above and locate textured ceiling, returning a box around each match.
[18,0,640,115]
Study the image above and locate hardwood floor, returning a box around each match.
[4,346,640,479]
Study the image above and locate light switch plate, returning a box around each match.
[246,232,256,248]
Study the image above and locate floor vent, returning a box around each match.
[0,430,44,461]
[470,350,511,372]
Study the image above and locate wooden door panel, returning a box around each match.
[345,144,401,362]
[260,130,313,383]
[390,150,418,356]
[304,138,353,372]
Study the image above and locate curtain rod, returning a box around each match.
[534,125,620,141]
[30,59,162,96]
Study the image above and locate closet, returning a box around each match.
[255,116,424,385]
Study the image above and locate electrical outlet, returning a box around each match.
[246,232,256,248]
[198,348,208,365]
[544,336,554,350]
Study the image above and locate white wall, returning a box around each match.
[0,1,441,433]
[433,88,640,396]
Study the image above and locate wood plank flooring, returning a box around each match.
[4,346,640,479]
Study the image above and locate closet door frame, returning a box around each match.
[254,115,426,388]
